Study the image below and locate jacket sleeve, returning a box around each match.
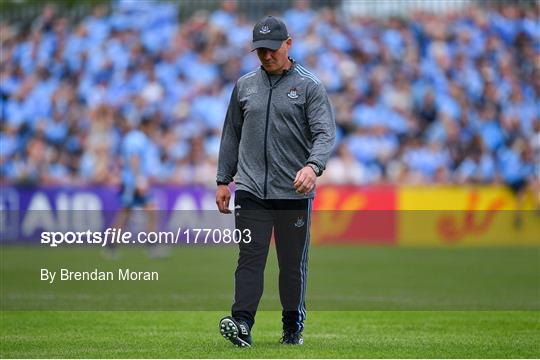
[305,82,336,172]
[216,83,243,184]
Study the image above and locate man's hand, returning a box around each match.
[294,166,317,194]
[216,185,232,213]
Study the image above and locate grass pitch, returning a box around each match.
[2,246,538,310]
[1,245,539,357]
[1,310,539,358]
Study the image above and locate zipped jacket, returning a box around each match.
[217,60,336,199]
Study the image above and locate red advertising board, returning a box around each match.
[311,185,397,245]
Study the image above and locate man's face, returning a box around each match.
[256,38,292,74]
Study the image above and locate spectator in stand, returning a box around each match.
[0,1,538,189]
[320,143,375,185]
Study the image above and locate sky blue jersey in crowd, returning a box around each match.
[121,129,154,186]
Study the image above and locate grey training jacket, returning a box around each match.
[217,60,336,199]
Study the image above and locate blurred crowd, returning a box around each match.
[1,0,539,188]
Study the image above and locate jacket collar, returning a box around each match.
[260,57,296,76]
[260,57,295,87]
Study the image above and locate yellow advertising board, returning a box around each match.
[398,186,540,246]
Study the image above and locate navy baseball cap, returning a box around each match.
[251,16,289,51]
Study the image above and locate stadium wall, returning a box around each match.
[1,185,538,246]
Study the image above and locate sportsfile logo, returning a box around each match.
[40,227,253,246]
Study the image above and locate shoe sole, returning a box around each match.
[219,318,251,348]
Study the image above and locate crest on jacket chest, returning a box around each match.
[287,88,299,99]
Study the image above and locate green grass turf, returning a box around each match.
[1,246,539,357]
[1,311,539,358]
[1,246,539,310]
[0,246,540,358]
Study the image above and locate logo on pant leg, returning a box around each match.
[294,217,305,227]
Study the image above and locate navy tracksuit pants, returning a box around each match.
[232,190,312,333]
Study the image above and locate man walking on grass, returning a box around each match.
[216,15,335,347]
